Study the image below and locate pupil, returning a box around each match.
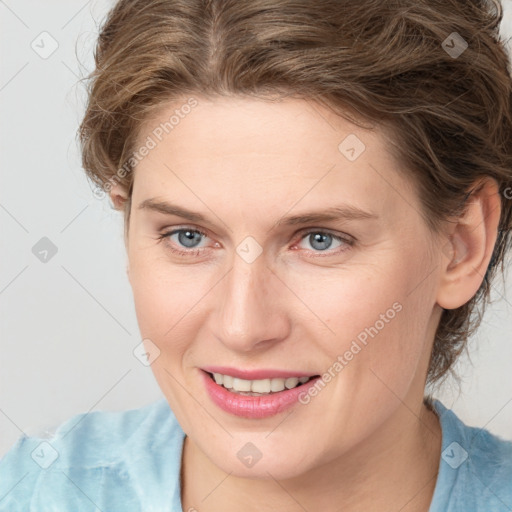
[311,233,331,251]
[180,230,200,248]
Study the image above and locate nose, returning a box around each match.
[211,254,291,353]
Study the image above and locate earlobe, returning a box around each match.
[436,178,501,310]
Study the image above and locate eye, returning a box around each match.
[157,226,354,258]
[293,229,354,256]
[158,227,211,257]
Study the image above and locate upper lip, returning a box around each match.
[202,366,318,380]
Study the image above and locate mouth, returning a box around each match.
[206,371,318,396]
[200,369,321,419]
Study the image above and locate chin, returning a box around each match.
[203,437,319,481]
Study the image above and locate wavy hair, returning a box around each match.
[78,0,512,385]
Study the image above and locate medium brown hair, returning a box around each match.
[78,0,512,385]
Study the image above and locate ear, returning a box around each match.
[109,182,129,211]
[436,177,502,310]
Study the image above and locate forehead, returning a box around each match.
[138,95,379,160]
[131,96,421,224]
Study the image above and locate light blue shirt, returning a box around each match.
[0,398,511,511]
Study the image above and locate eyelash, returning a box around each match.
[157,226,355,258]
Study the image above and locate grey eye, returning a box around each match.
[307,232,335,251]
[175,229,204,248]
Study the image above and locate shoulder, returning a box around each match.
[0,398,185,511]
[432,400,512,511]
[463,419,512,506]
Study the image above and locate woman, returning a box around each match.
[1,0,511,510]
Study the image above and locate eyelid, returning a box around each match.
[293,226,354,242]
[159,224,353,240]
[159,224,210,238]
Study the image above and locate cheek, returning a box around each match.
[303,259,434,386]
[127,252,223,396]
[127,255,205,414]
[128,248,207,333]
[293,263,408,340]
[301,273,434,450]
[366,286,435,388]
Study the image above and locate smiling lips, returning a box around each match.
[201,367,320,419]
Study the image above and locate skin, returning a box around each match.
[110,95,501,512]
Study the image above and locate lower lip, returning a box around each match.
[201,371,320,419]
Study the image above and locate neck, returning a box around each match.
[180,400,441,512]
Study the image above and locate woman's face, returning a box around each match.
[125,95,445,479]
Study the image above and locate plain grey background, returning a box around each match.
[1,0,511,458]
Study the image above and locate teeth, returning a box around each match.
[211,373,312,394]
[270,378,286,392]
[285,377,299,389]
[251,379,271,393]
[223,374,234,389]
[232,378,251,392]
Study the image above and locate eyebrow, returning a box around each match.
[138,198,378,227]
